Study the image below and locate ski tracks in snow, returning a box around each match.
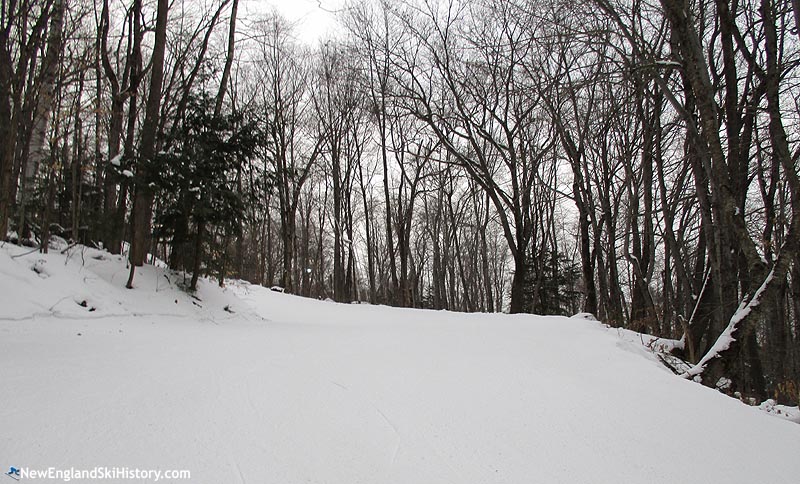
[326,378,463,484]
[329,379,402,468]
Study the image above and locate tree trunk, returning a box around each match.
[17,0,64,241]
[190,220,204,291]
[280,207,295,292]
[214,0,238,117]
[99,0,128,252]
[0,34,15,239]
[481,193,494,312]
[509,254,530,314]
[127,0,168,286]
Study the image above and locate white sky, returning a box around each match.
[240,0,347,45]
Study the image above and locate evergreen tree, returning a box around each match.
[153,94,264,290]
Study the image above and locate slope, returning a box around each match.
[1,243,798,484]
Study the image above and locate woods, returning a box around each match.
[0,0,798,404]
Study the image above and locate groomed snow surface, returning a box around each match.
[1,243,799,483]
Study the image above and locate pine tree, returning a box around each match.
[153,94,264,290]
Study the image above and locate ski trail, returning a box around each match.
[329,380,349,391]
[374,405,399,436]
[326,379,463,483]
[328,379,403,470]
[232,458,247,484]
[329,380,399,436]
[389,441,401,466]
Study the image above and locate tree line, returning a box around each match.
[1,0,798,404]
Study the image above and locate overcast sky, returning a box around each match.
[240,0,347,45]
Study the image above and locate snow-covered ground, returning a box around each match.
[1,243,799,483]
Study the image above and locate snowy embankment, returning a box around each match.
[1,243,799,484]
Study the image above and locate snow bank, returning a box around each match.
[0,243,252,323]
[759,399,800,423]
[1,244,799,484]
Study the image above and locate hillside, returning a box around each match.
[1,243,799,484]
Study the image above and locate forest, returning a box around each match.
[0,0,798,405]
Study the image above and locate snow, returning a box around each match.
[614,326,683,351]
[683,269,774,379]
[122,169,134,178]
[1,244,799,484]
[759,399,800,423]
[110,154,122,166]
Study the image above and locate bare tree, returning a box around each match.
[254,14,321,293]
[127,0,169,286]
